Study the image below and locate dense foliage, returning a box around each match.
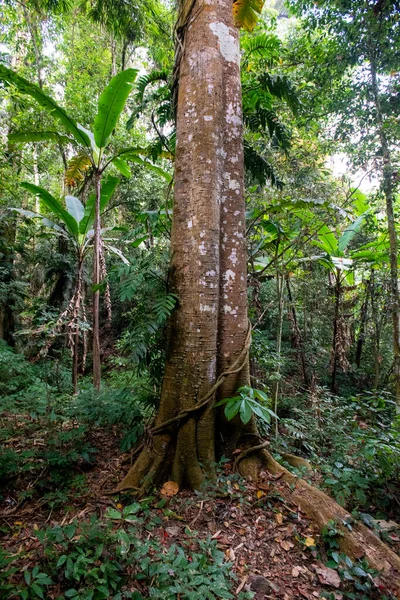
[0,0,399,597]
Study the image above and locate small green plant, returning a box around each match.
[19,567,53,600]
[320,521,388,599]
[0,513,254,600]
[216,385,276,425]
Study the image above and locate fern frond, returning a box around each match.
[242,33,281,65]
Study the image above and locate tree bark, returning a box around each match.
[370,57,400,407]
[118,0,251,493]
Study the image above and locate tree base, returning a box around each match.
[117,443,400,593]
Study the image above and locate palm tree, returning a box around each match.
[0,65,171,389]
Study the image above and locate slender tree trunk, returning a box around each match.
[370,58,400,407]
[331,271,341,394]
[111,37,117,77]
[93,172,101,390]
[370,271,381,389]
[72,257,84,394]
[118,0,252,493]
[121,40,129,72]
[286,274,309,387]
[272,273,284,437]
[355,278,370,368]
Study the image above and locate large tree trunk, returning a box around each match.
[118,0,251,493]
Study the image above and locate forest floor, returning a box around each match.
[1,423,399,599]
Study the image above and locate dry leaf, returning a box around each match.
[292,566,301,577]
[225,547,235,561]
[256,490,265,499]
[304,537,315,547]
[165,526,180,536]
[313,564,341,588]
[160,481,179,497]
[275,512,283,524]
[280,540,294,551]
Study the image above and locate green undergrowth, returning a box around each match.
[0,498,254,600]
[0,342,151,506]
[275,387,400,521]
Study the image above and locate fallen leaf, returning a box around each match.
[280,540,294,551]
[160,481,179,497]
[165,526,180,536]
[292,566,301,577]
[305,537,315,547]
[313,564,341,588]
[256,490,265,499]
[236,576,248,595]
[275,512,283,524]
[225,547,235,561]
[372,519,399,532]
[211,530,222,539]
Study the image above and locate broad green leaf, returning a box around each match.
[8,131,74,145]
[351,189,369,216]
[253,389,268,402]
[0,65,91,147]
[315,225,338,255]
[331,256,353,271]
[338,210,371,253]
[105,245,130,265]
[117,149,172,182]
[251,403,272,423]
[93,69,138,148]
[215,396,240,407]
[225,398,241,421]
[11,208,64,233]
[112,157,132,177]
[66,196,84,224]
[233,0,265,32]
[344,269,355,285]
[239,399,253,424]
[20,182,78,236]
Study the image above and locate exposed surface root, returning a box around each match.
[262,450,400,588]
[280,452,313,471]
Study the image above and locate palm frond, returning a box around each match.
[257,73,300,114]
[135,70,169,105]
[244,107,291,149]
